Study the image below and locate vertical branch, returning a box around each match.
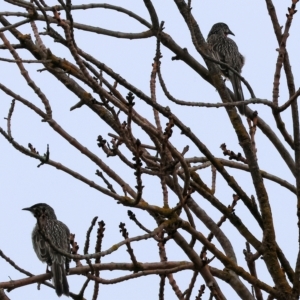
[172,170,184,208]
[57,0,76,47]
[32,0,50,31]
[132,139,144,206]
[160,116,175,209]
[159,273,166,300]
[119,223,139,271]
[269,1,295,148]
[6,99,15,139]
[243,242,263,300]
[150,22,165,134]
[126,92,135,138]
[83,217,98,274]
[211,166,216,194]
[158,232,184,299]
[183,271,198,300]
[143,0,159,31]
[78,279,91,299]
[161,175,169,208]
[279,2,300,296]
[247,112,258,154]
[195,285,205,300]
[30,19,47,55]
[84,217,98,255]
[92,221,105,300]
[158,231,166,300]
[70,234,82,267]
[271,20,290,105]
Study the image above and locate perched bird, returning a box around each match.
[23,203,70,297]
[207,22,245,114]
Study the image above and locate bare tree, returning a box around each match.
[0,1,299,299]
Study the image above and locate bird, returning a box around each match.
[207,22,245,114]
[23,203,70,297]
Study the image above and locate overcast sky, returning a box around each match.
[0,1,299,299]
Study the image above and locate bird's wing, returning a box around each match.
[46,220,70,265]
[32,226,51,262]
[207,34,229,76]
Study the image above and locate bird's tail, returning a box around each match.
[230,73,245,115]
[52,261,69,297]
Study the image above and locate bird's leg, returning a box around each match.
[45,264,51,273]
[46,259,52,280]
[65,257,70,274]
[45,264,52,282]
[46,257,52,266]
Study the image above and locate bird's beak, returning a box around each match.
[227,29,235,36]
[22,207,32,212]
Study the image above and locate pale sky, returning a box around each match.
[0,1,299,299]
